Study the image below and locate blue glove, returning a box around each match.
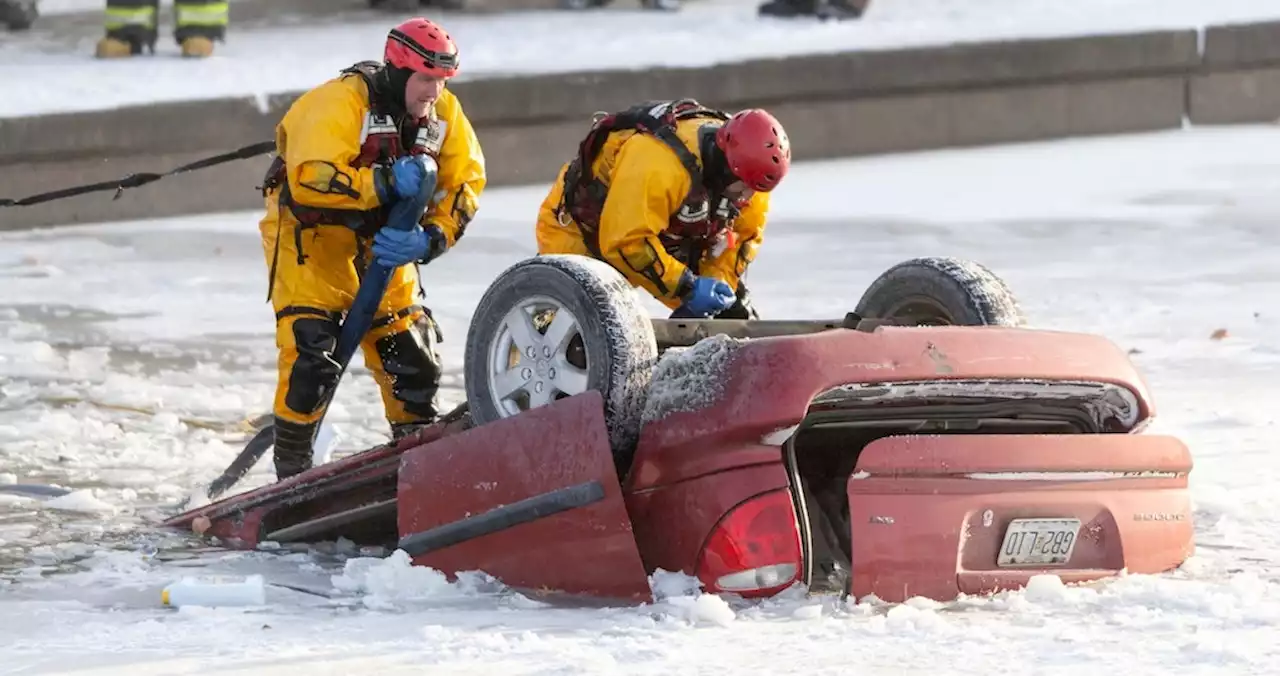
[373,155,438,202]
[374,155,439,204]
[372,224,446,268]
[677,276,737,318]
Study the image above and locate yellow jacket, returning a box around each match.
[542,115,768,307]
[270,69,486,248]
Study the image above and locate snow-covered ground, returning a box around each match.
[6,0,1280,118]
[2,124,1280,673]
[35,0,181,14]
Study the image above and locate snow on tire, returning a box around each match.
[854,257,1026,327]
[463,254,658,471]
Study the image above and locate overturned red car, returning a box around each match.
[163,255,1195,605]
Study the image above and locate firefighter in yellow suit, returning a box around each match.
[535,100,792,319]
[258,17,486,480]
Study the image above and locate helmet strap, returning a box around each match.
[372,64,411,119]
[696,126,746,227]
[697,125,736,195]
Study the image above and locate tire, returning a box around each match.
[463,254,658,471]
[854,257,1026,327]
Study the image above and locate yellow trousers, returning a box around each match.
[259,201,444,430]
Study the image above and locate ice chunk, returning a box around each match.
[43,489,117,515]
[643,334,744,424]
[1024,574,1068,603]
[662,593,737,628]
[649,568,703,601]
[330,549,460,610]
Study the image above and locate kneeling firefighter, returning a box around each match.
[259,17,486,480]
[535,100,792,319]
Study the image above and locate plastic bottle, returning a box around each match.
[161,574,267,608]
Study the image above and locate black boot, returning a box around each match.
[390,422,433,442]
[814,0,866,20]
[1,1,37,31]
[758,0,814,18]
[273,417,316,481]
[758,0,865,20]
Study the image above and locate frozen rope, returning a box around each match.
[0,141,275,208]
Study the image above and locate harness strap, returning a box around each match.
[267,216,283,302]
[275,305,343,323]
[274,303,430,334]
[371,304,423,330]
[559,99,731,253]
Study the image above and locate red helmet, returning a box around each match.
[715,109,791,192]
[385,17,460,79]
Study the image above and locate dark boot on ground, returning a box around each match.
[273,417,317,481]
[758,0,867,21]
[391,421,434,442]
[1,0,37,31]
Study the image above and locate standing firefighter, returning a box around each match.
[258,17,486,480]
[535,100,791,319]
[96,0,228,58]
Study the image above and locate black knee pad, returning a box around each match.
[374,313,444,420]
[285,317,343,416]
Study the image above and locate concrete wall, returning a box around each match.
[1189,21,1280,124]
[2,19,1277,230]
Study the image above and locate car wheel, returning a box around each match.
[463,254,658,470]
[853,257,1026,326]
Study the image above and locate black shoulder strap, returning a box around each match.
[568,98,727,191]
[340,60,392,116]
[339,60,382,81]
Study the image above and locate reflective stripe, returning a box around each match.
[175,2,229,27]
[366,114,398,137]
[105,6,156,29]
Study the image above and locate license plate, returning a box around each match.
[996,518,1081,567]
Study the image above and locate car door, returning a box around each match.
[396,390,654,603]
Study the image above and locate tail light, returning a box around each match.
[695,488,802,597]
